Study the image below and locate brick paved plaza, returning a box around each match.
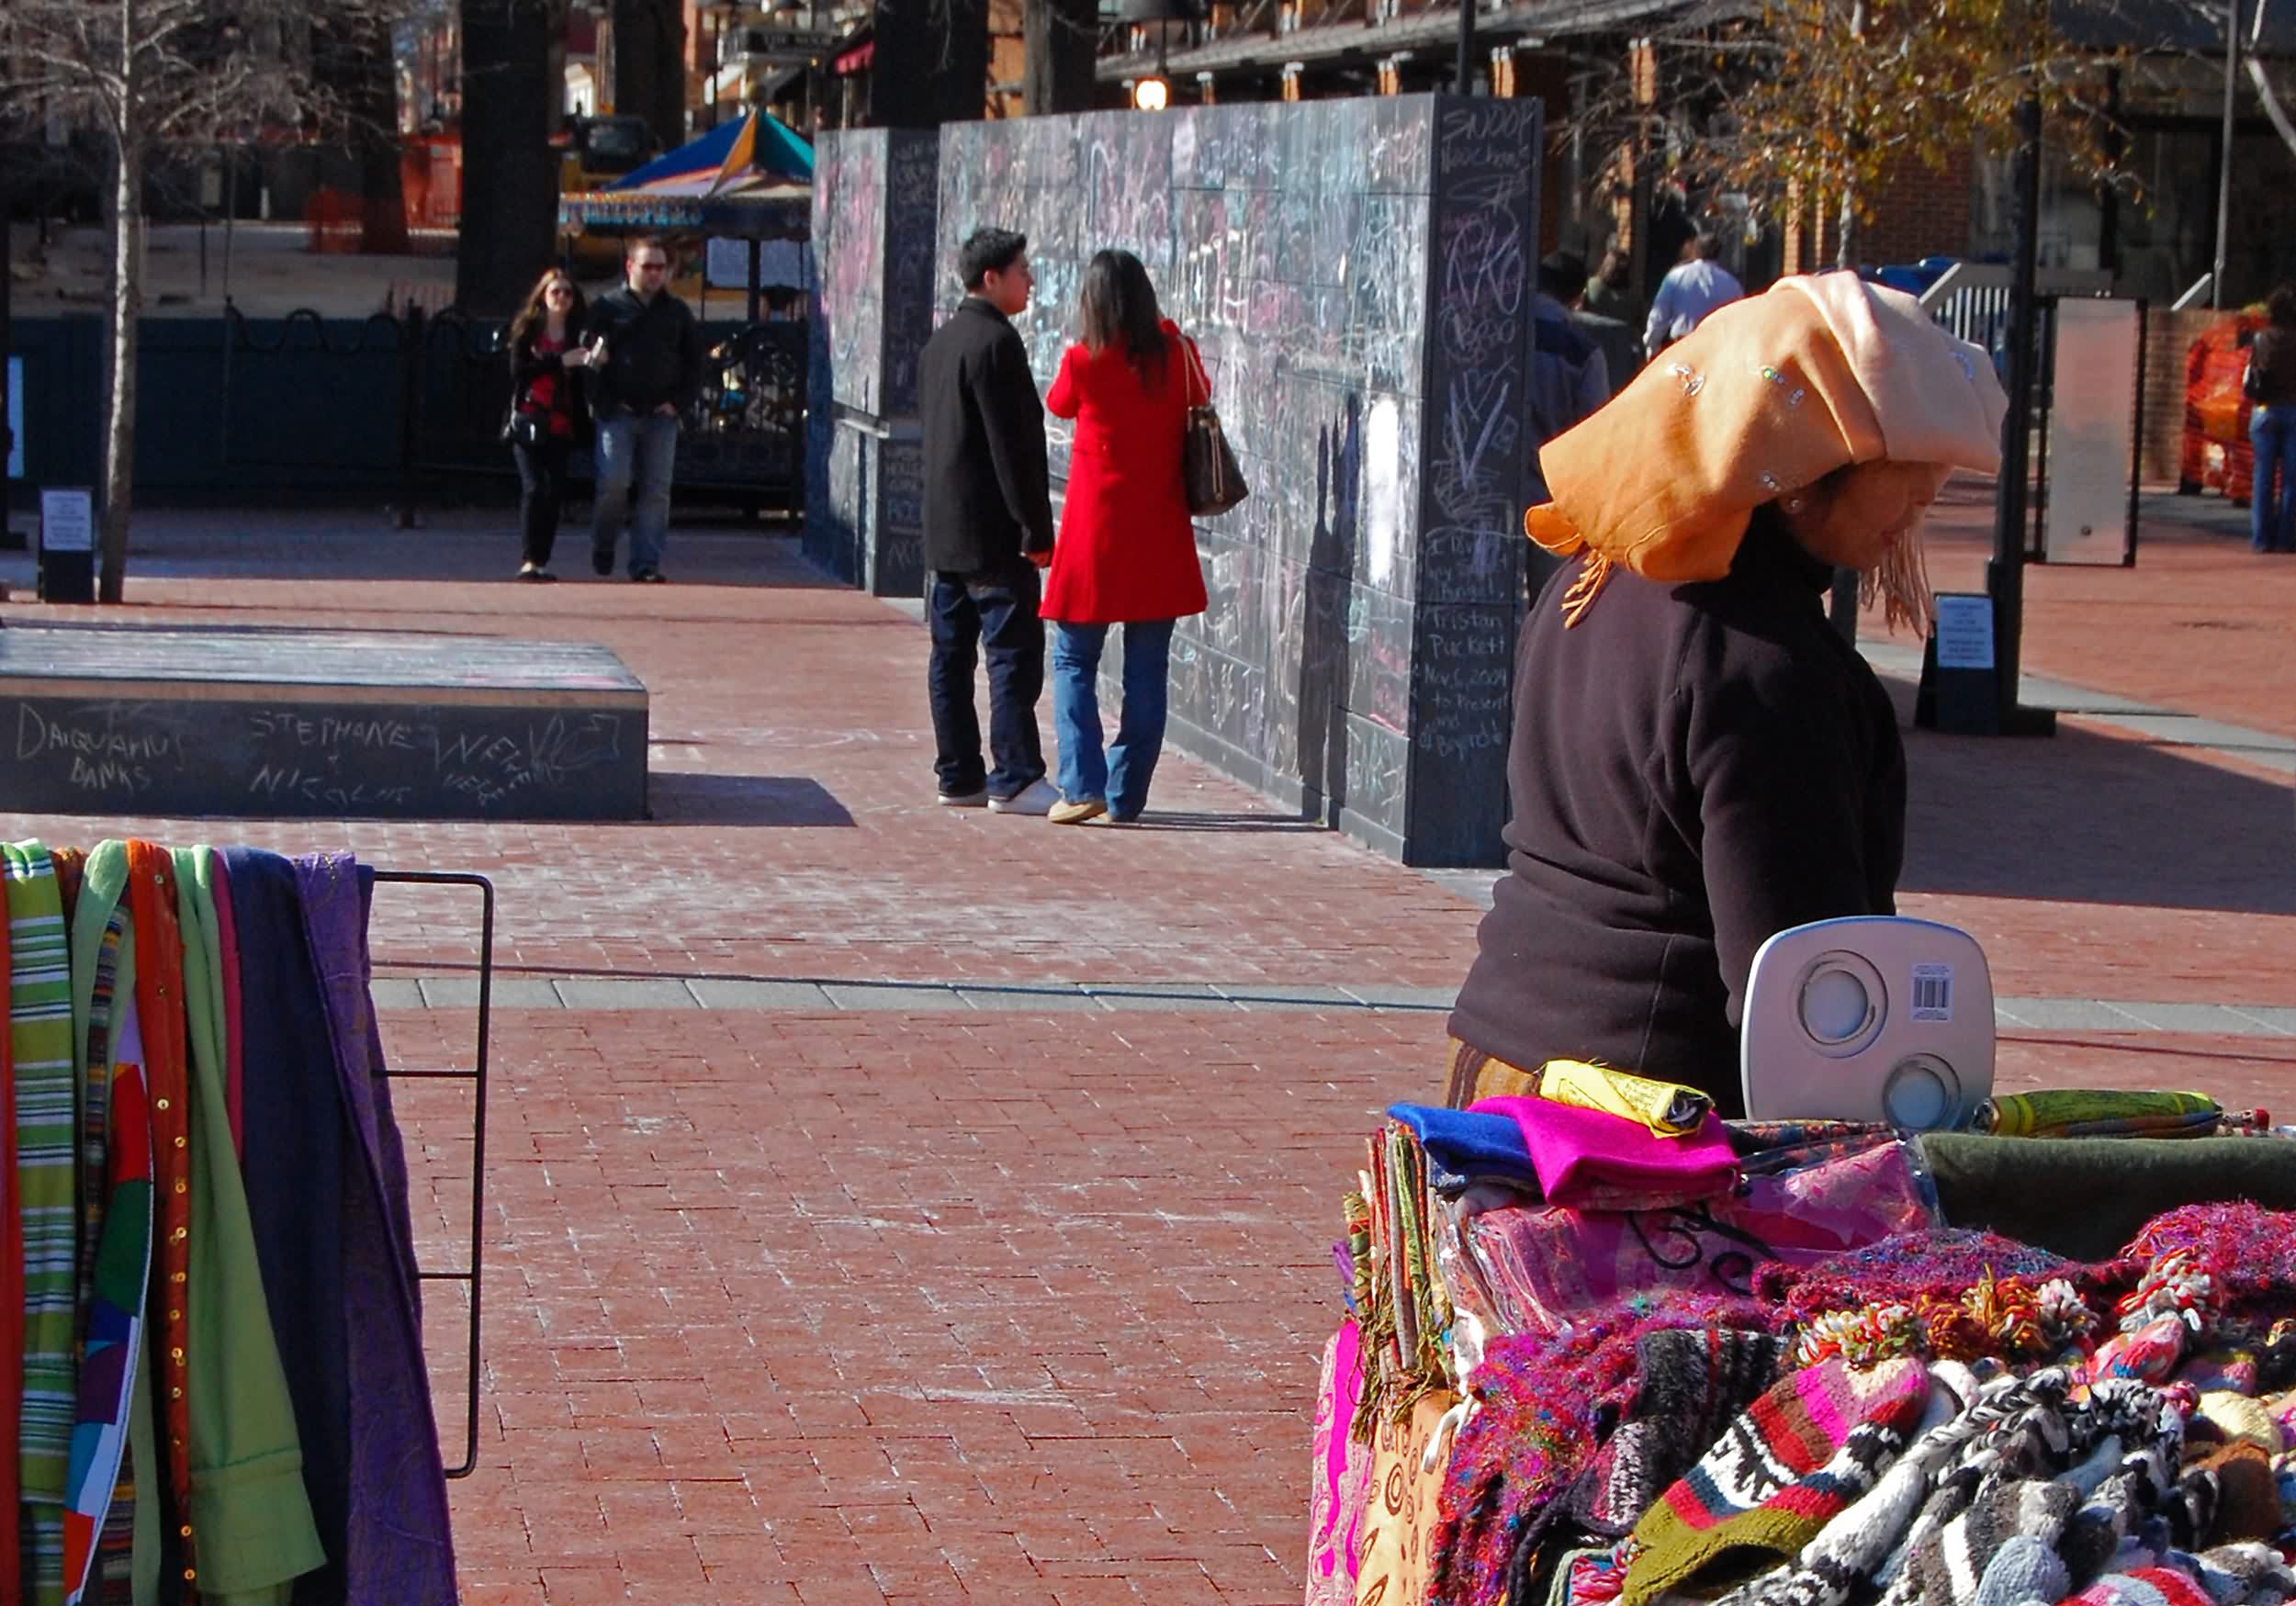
[3,489,2291,1603]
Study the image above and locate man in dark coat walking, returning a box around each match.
[917,226,1059,813]
[587,236,705,582]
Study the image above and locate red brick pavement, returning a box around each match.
[384,1005,2296,1606]
[3,507,2290,1007]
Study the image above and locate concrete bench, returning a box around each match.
[2,622,648,820]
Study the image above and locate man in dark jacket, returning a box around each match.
[916,227,1058,812]
[586,236,705,582]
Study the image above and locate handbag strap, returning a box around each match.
[1180,333,1212,408]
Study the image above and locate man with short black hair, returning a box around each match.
[917,226,1059,814]
[587,235,704,582]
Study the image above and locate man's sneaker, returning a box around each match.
[986,778,1059,815]
[936,786,989,808]
[1048,796,1107,826]
[591,545,614,577]
[633,568,668,583]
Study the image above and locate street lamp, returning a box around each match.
[1121,0,1196,110]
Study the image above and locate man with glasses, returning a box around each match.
[586,236,704,582]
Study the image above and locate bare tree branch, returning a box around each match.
[0,0,416,599]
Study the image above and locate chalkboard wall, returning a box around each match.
[803,99,1544,865]
[932,98,1544,867]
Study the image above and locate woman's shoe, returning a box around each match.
[1048,796,1107,825]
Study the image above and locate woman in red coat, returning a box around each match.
[1041,249,1211,825]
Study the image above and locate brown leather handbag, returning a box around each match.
[1180,336,1249,516]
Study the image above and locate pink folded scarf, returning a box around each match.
[1471,1095,1738,1208]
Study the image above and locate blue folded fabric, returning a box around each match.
[1387,1102,1539,1184]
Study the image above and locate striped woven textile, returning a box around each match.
[7,840,79,1606]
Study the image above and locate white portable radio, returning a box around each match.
[1739,915,1995,1129]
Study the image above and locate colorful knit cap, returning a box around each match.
[1525,273,2007,632]
[2065,1566,2217,1606]
[1620,1355,1930,1606]
[1575,1329,1795,1537]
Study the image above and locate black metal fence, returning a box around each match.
[7,305,809,512]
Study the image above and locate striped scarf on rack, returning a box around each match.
[7,841,79,1606]
[66,853,139,1606]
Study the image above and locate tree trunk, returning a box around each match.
[873,0,991,127]
[1022,0,1097,115]
[455,0,557,315]
[613,0,688,153]
[100,136,142,603]
[351,13,411,254]
[1836,0,1866,270]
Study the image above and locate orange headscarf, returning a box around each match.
[1527,274,2009,631]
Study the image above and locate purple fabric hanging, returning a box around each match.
[220,845,351,1606]
[294,853,457,1606]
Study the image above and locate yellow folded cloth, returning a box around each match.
[1537,1060,1714,1139]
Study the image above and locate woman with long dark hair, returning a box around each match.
[1040,249,1211,825]
[504,269,594,581]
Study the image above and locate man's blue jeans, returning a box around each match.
[2251,405,2296,553]
[592,410,678,576]
[1050,619,1176,820]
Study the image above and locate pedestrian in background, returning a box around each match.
[587,236,703,583]
[917,226,1060,814]
[1528,251,1613,506]
[1644,231,1745,358]
[2245,283,2296,554]
[1041,249,1210,826]
[1582,247,1645,333]
[504,269,593,583]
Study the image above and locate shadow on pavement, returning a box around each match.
[1890,679,2296,916]
[1120,809,1328,833]
[647,772,857,826]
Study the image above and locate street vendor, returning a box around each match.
[1446,273,2009,1114]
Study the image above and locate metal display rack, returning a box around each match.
[372,869,493,1480]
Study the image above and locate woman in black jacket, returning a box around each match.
[505,270,595,581]
[1446,274,2009,1113]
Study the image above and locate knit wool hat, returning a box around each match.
[1575,1329,1795,1537]
[1620,1355,1930,1606]
[1972,1534,2073,1606]
[1902,1477,2082,1606]
[2066,1567,2219,1606]
[1525,273,2007,633]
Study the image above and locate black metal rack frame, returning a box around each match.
[372,869,493,1481]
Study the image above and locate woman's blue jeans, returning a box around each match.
[2251,405,2296,553]
[1050,620,1176,819]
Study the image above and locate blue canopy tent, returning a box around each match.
[607,109,814,197]
[558,109,813,243]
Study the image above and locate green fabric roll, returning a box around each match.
[1920,1133,2296,1260]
